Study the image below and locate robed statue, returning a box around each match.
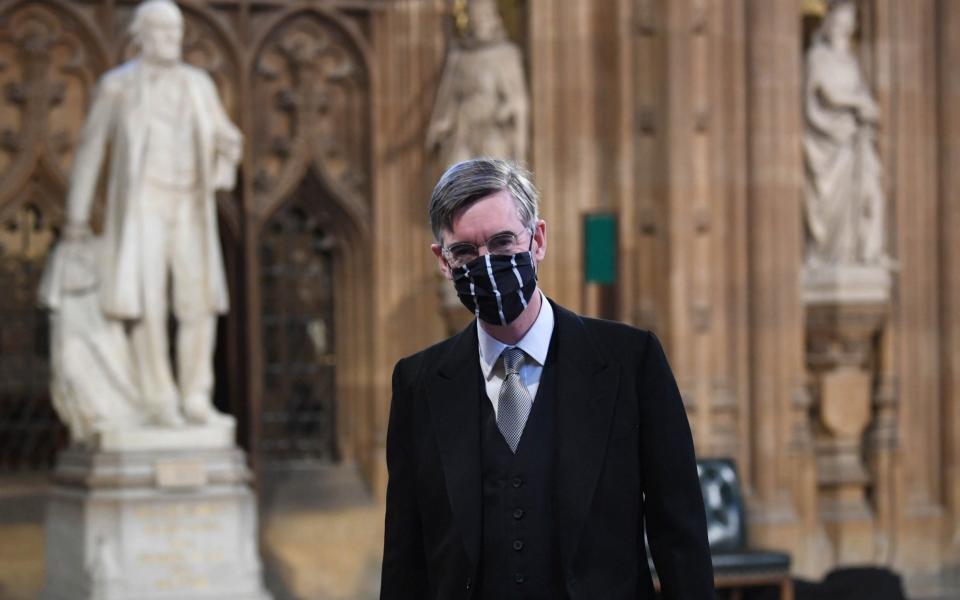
[427,0,529,166]
[803,0,888,268]
[39,0,242,442]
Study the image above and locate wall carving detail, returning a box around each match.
[252,12,370,224]
[0,1,107,197]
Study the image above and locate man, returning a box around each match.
[62,0,242,426]
[381,158,714,598]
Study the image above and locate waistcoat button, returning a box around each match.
[512,508,524,519]
[514,573,526,584]
[513,539,524,551]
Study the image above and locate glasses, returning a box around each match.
[442,227,533,268]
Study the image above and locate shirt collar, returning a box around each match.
[477,290,555,380]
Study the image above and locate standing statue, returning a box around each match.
[803,0,888,268]
[426,0,529,165]
[41,0,242,439]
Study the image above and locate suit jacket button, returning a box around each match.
[512,477,523,488]
[512,508,524,519]
[465,577,472,591]
[514,573,526,584]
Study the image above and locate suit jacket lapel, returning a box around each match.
[552,302,621,572]
[427,322,482,570]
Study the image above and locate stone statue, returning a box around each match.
[803,0,888,268]
[38,238,144,443]
[40,0,242,440]
[427,0,529,166]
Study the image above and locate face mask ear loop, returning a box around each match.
[526,225,538,278]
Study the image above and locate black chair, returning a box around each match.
[648,458,794,599]
[700,458,793,599]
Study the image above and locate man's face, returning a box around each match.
[431,189,547,280]
[139,12,183,65]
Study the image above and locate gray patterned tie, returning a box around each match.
[497,347,532,453]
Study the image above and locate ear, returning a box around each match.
[532,219,547,264]
[431,243,454,280]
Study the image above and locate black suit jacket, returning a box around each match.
[381,300,714,599]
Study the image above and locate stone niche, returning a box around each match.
[42,432,271,600]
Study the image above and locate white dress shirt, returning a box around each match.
[477,290,555,418]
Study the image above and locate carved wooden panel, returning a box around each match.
[251,11,370,224]
[0,1,107,199]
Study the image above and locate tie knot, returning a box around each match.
[502,347,525,374]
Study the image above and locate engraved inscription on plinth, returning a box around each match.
[42,446,271,600]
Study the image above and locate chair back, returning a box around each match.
[697,458,747,552]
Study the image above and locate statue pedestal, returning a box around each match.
[41,430,271,600]
[803,265,890,565]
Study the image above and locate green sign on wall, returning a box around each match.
[584,213,617,285]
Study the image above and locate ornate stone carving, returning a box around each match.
[252,11,370,218]
[805,299,887,564]
[0,1,108,193]
[427,0,529,166]
[803,0,889,270]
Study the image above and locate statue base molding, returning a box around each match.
[802,264,891,305]
[94,422,236,452]
[41,443,272,600]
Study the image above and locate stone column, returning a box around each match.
[939,0,960,563]
[879,0,944,573]
[744,0,826,577]
[370,0,448,499]
[629,0,751,464]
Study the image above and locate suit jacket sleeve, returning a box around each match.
[380,358,428,599]
[639,332,714,599]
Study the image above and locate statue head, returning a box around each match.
[466,0,507,45]
[130,0,184,65]
[815,0,856,50]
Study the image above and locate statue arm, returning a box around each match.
[809,60,880,122]
[200,72,243,191]
[65,78,117,237]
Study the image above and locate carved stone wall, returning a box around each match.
[0,0,380,477]
[1,0,959,584]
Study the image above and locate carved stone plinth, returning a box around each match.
[41,438,271,600]
[804,265,890,565]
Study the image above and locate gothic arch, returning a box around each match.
[256,167,373,466]
[0,0,109,205]
[248,7,372,237]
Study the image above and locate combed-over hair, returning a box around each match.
[428,158,539,243]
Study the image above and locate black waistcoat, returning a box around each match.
[477,341,564,600]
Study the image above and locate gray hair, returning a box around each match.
[429,158,539,243]
[130,0,183,39]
